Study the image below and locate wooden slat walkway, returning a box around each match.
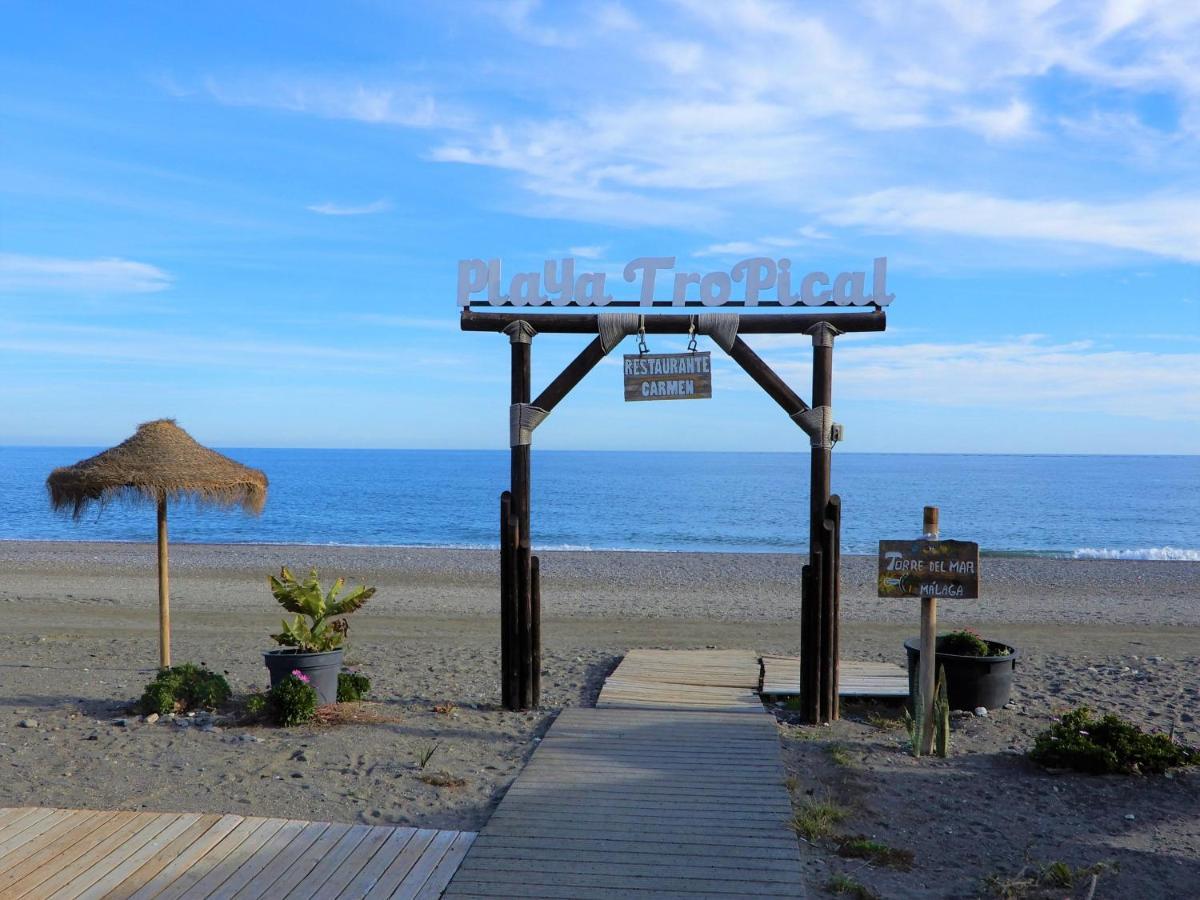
[596,648,764,712]
[445,649,803,898]
[0,807,474,899]
[760,655,908,698]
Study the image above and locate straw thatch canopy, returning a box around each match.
[47,418,268,518]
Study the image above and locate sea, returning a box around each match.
[2,448,1198,559]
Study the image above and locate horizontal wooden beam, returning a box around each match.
[461,309,886,335]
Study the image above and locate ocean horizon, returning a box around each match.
[5,447,1198,559]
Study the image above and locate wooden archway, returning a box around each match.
[462,308,886,724]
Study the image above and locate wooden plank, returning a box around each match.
[104,814,224,900]
[145,816,266,900]
[44,812,180,899]
[388,830,459,900]
[446,650,804,898]
[306,823,394,900]
[362,829,437,898]
[0,808,57,847]
[169,817,288,898]
[0,808,38,830]
[275,823,373,900]
[126,814,243,900]
[410,832,475,900]
[331,826,416,899]
[250,822,352,900]
[73,814,202,900]
[0,810,91,868]
[205,819,308,900]
[0,812,115,885]
[228,821,331,900]
[9,812,143,899]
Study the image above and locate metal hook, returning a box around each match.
[687,316,698,353]
[637,315,649,355]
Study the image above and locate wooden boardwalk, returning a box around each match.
[446,649,803,898]
[759,655,908,698]
[0,807,474,899]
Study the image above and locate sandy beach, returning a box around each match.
[1,540,1197,897]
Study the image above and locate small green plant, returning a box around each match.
[243,693,268,720]
[417,742,440,770]
[337,671,371,703]
[138,664,231,715]
[790,796,847,841]
[267,674,318,726]
[826,743,853,767]
[983,858,1117,898]
[906,665,951,757]
[864,709,904,731]
[269,566,376,653]
[825,874,880,899]
[836,835,914,871]
[1030,707,1196,774]
[938,628,1007,657]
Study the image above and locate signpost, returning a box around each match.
[623,352,712,402]
[878,507,980,755]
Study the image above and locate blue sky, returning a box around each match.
[1,1,1197,453]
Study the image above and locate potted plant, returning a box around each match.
[904,628,1018,712]
[264,566,375,705]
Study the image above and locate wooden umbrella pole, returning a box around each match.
[156,495,171,669]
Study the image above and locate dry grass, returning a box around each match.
[432,702,458,715]
[825,874,881,899]
[419,770,467,788]
[790,796,848,841]
[312,702,403,727]
[836,835,914,871]
[47,419,267,516]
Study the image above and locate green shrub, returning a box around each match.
[938,629,994,657]
[337,671,371,703]
[138,664,231,715]
[243,693,268,719]
[268,567,375,652]
[1030,707,1197,775]
[267,675,318,726]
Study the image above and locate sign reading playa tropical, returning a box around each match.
[457,256,894,307]
[624,352,712,402]
[877,539,980,599]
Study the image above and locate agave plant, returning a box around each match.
[269,566,376,653]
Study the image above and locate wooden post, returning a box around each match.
[509,324,536,710]
[499,492,515,710]
[919,505,939,755]
[822,496,842,722]
[156,495,171,669]
[531,555,542,704]
[802,324,835,723]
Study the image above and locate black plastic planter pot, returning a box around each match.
[904,637,1018,712]
[264,648,343,706]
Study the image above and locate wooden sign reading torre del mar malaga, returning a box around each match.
[458,256,894,308]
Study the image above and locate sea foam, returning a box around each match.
[1073,547,1200,561]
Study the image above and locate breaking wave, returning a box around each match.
[1072,547,1200,561]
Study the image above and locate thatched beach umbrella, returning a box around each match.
[47,419,267,668]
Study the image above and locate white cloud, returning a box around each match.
[568,245,606,259]
[826,188,1200,262]
[0,254,172,294]
[307,199,393,216]
[766,335,1200,421]
[202,76,453,128]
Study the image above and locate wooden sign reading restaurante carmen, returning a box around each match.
[458,256,894,308]
[877,539,980,599]
[624,352,712,402]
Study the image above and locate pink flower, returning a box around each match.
[291,669,310,683]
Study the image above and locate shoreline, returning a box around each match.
[2,539,1199,626]
[2,537,1196,561]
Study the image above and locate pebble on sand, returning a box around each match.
[19,719,38,728]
